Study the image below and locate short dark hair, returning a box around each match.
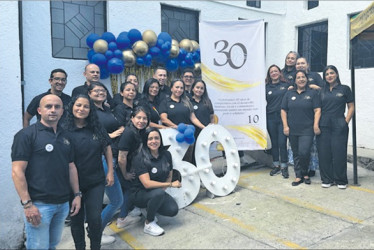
[50,68,67,79]
[182,68,194,77]
[154,66,167,75]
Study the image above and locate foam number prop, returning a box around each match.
[160,129,201,209]
[160,124,240,208]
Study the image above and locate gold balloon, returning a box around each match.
[93,39,108,53]
[170,45,180,58]
[142,30,157,47]
[172,39,179,47]
[179,39,193,52]
[122,50,136,67]
[191,40,200,52]
[194,63,201,73]
[132,41,149,57]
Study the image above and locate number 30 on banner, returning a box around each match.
[160,124,241,209]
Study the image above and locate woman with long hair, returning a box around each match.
[64,94,114,249]
[281,70,321,186]
[113,81,137,126]
[317,65,354,189]
[265,65,290,178]
[139,78,167,129]
[113,73,141,108]
[116,106,150,228]
[281,51,299,84]
[131,127,181,236]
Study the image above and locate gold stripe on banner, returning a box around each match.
[350,1,374,40]
[226,125,268,148]
[201,63,261,92]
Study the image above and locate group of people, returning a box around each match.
[266,51,355,188]
[12,63,215,249]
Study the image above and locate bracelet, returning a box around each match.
[23,203,33,209]
[21,199,32,208]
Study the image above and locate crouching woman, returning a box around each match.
[130,127,181,236]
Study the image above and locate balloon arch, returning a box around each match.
[86,29,201,94]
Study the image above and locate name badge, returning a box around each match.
[170,104,175,109]
[45,144,54,152]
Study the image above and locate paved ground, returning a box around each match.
[58,150,374,249]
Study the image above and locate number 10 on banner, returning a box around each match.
[160,124,241,208]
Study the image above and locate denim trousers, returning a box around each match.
[24,201,69,250]
[131,188,178,222]
[267,112,288,167]
[101,156,124,231]
[70,183,105,250]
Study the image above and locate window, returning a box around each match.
[350,14,374,69]
[246,1,261,8]
[308,1,319,10]
[161,4,199,42]
[298,21,328,72]
[50,1,106,59]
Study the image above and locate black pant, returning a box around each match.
[289,135,314,179]
[267,112,288,165]
[317,121,349,185]
[71,183,105,250]
[131,188,178,222]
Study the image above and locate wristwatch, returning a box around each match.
[74,191,82,198]
[20,199,32,207]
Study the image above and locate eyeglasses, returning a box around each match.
[91,89,106,93]
[52,77,67,82]
[183,75,194,79]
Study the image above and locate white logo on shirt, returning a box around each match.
[170,104,175,109]
[151,167,157,174]
[45,144,54,152]
[268,91,272,95]
[291,96,296,101]
[194,105,198,110]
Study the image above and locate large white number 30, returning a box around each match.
[160,124,240,208]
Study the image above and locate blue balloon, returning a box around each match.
[86,33,100,48]
[144,59,152,67]
[180,60,187,69]
[185,53,193,64]
[176,133,185,143]
[136,57,144,66]
[156,39,164,48]
[128,29,142,44]
[116,34,131,50]
[177,123,187,133]
[166,58,178,72]
[105,50,114,60]
[100,66,110,79]
[184,128,194,139]
[91,53,107,66]
[114,49,123,58]
[187,125,196,132]
[101,32,116,43]
[157,32,172,44]
[161,41,171,52]
[185,136,195,145]
[108,42,118,51]
[107,57,124,74]
[118,31,128,37]
[145,53,152,62]
[149,46,160,56]
[87,49,96,61]
[192,51,200,61]
[178,48,187,61]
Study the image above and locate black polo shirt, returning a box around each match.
[69,126,108,190]
[190,97,214,126]
[131,150,172,192]
[320,84,353,127]
[118,124,143,171]
[281,67,296,84]
[159,97,193,125]
[281,88,320,136]
[72,82,114,108]
[26,89,71,122]
[11,122,74,204]
[266,81,289,114]
[307,71,324,87]
[112,91,142,109]
[159,85,171,101]
[95,105,121,157]
[112,102,133,126]
[139,98,162,124]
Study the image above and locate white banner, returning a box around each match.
[199,19,267,150]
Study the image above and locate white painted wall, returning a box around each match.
[0,1,24,248]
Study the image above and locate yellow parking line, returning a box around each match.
[349,185,374,194]
[240,169,268,179]
[193,203,306,249]
[238,180,363,224]
[109,223,144,249]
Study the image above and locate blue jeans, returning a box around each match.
[24,201,69,250]
[101,156,123,231]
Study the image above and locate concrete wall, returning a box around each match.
[0,1,24,248]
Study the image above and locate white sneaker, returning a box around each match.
[101,234,115,245]
[116,215,141,228]
[128,207,142,216]
[140,208,158,222]
[337,184,347,189]
[321,183,332,188]
[144,221,164,236]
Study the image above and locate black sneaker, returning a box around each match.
[281,167,289,179]
[270,167,281,176]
